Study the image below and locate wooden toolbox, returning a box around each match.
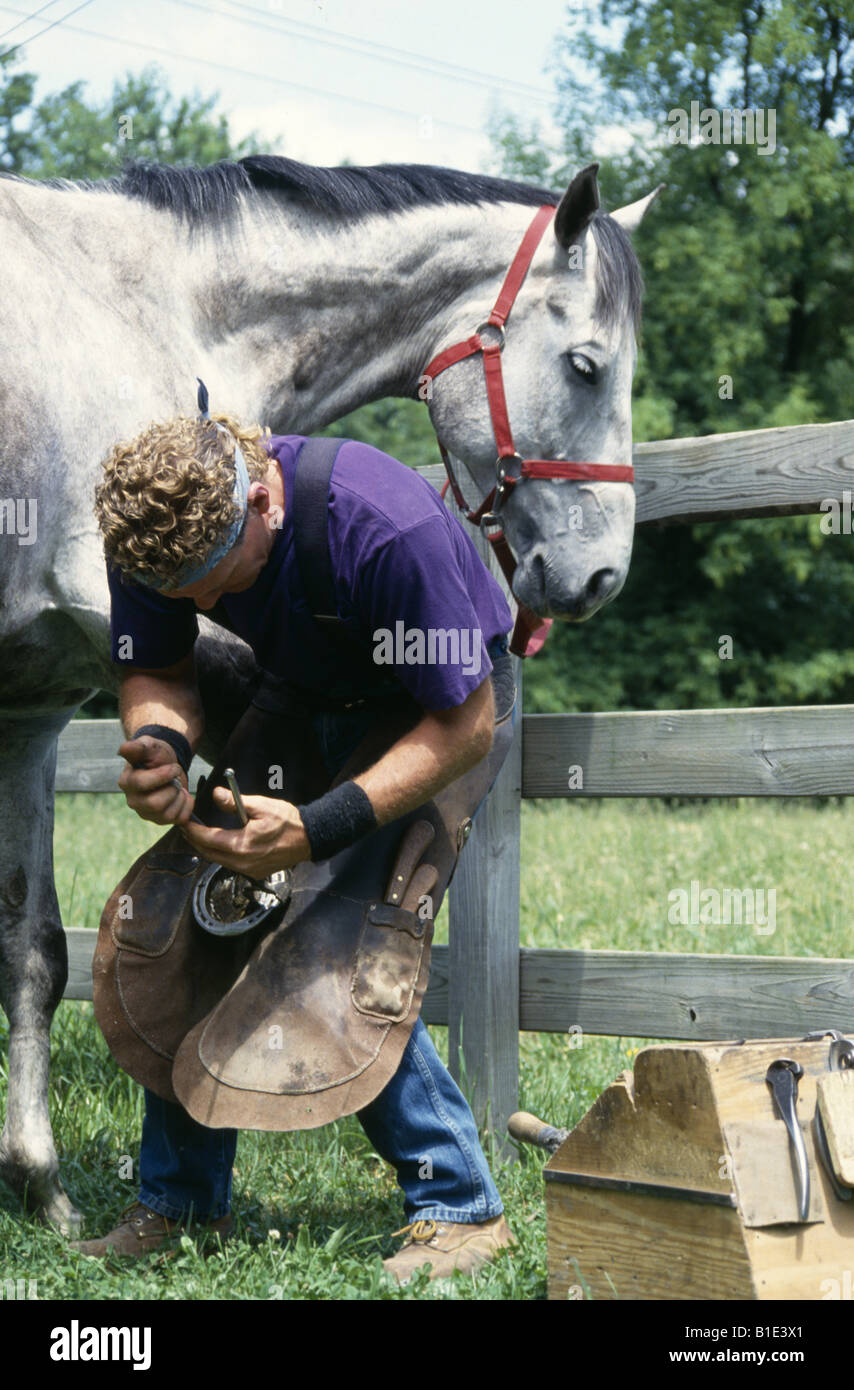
[543,1035,854,1300]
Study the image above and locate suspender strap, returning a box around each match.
[290,438,416,702]
[293,436,346,627]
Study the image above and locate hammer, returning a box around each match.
[507,1112,570,1155]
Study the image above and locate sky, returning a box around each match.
[0,0,576,170]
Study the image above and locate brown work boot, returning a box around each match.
[383,1215,515,1284]
[69,1202,233,1258]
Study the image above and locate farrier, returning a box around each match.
[78,388,517,1282]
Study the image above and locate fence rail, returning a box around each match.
[63,927,854,1042]
[57,421,854,1140]
[59,704,854,800]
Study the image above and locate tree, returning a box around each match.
[320,398,440,470]
[0,50,37,172]
[489,1,854,713]
[0,56,262,180]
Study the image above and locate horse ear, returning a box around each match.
[609,184,666,234]
[554,164,601,249]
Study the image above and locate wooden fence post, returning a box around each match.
[446,516,523,1155]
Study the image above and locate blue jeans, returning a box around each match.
[138,637,515,1226]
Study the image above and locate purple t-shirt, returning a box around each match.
[107,436,513,709]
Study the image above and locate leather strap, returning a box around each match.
[438,443,552,657]
[482,343,515,458]
[487,203,557,328]
[517,460,635,483]
[421,203,636,659]
[293,436,346,627]
[290,437,409,701]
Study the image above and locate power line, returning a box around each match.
[189,0,554,108]
[0,2,492,136]
[1,0,93,58]
[0,0,62,46]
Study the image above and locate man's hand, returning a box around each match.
[116,655,204,826]
[181,787,311,877]
[118,735,196,826]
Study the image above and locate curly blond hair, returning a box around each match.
[95,412,272,588]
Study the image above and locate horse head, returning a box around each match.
[426,164,662,623]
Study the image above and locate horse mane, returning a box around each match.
[118,155,562,220]
[1,154,642,329]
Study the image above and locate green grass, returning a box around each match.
[1,794,852,1299]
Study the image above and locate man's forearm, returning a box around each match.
[350,680,495,827]
[119,665,205,752]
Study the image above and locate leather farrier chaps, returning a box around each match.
[93,654,516,1130]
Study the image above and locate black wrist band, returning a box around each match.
[131,724,193,777]
[297,780,378,863]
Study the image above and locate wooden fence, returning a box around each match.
[60,419,854,1146]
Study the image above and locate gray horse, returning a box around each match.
[0,155,659,1231]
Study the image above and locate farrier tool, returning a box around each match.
[224,767,248,826]
[192,766,290,937]
[508,1112,571,1155]
[125,740,288,933]
[383,819,435,906]
[122,737,205,824]
[765,1058,809,1220]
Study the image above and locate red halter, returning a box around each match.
[422,203,635,658]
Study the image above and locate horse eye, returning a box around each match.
[568,352,597,383]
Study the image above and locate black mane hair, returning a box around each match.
[117,154,561,221]
[2,154,642,328]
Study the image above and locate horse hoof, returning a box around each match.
[0,1143,82,1233]
[37,1190,83,1236]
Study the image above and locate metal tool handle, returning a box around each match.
[170,776,204,826]
[383,819,436,905]
[766,1059,810,1220]
[224,767,249,827]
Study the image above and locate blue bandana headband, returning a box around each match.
[128,378,251,593]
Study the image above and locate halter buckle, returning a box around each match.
[495,452,524,505]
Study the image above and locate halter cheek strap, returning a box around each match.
[421,203,635,658]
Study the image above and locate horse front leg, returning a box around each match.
[0,714,81,1233]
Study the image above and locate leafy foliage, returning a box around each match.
[489,1,854,711]
[0,52,264,180]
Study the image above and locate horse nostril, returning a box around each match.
[586,568,616,604]
[530,550,545,599]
